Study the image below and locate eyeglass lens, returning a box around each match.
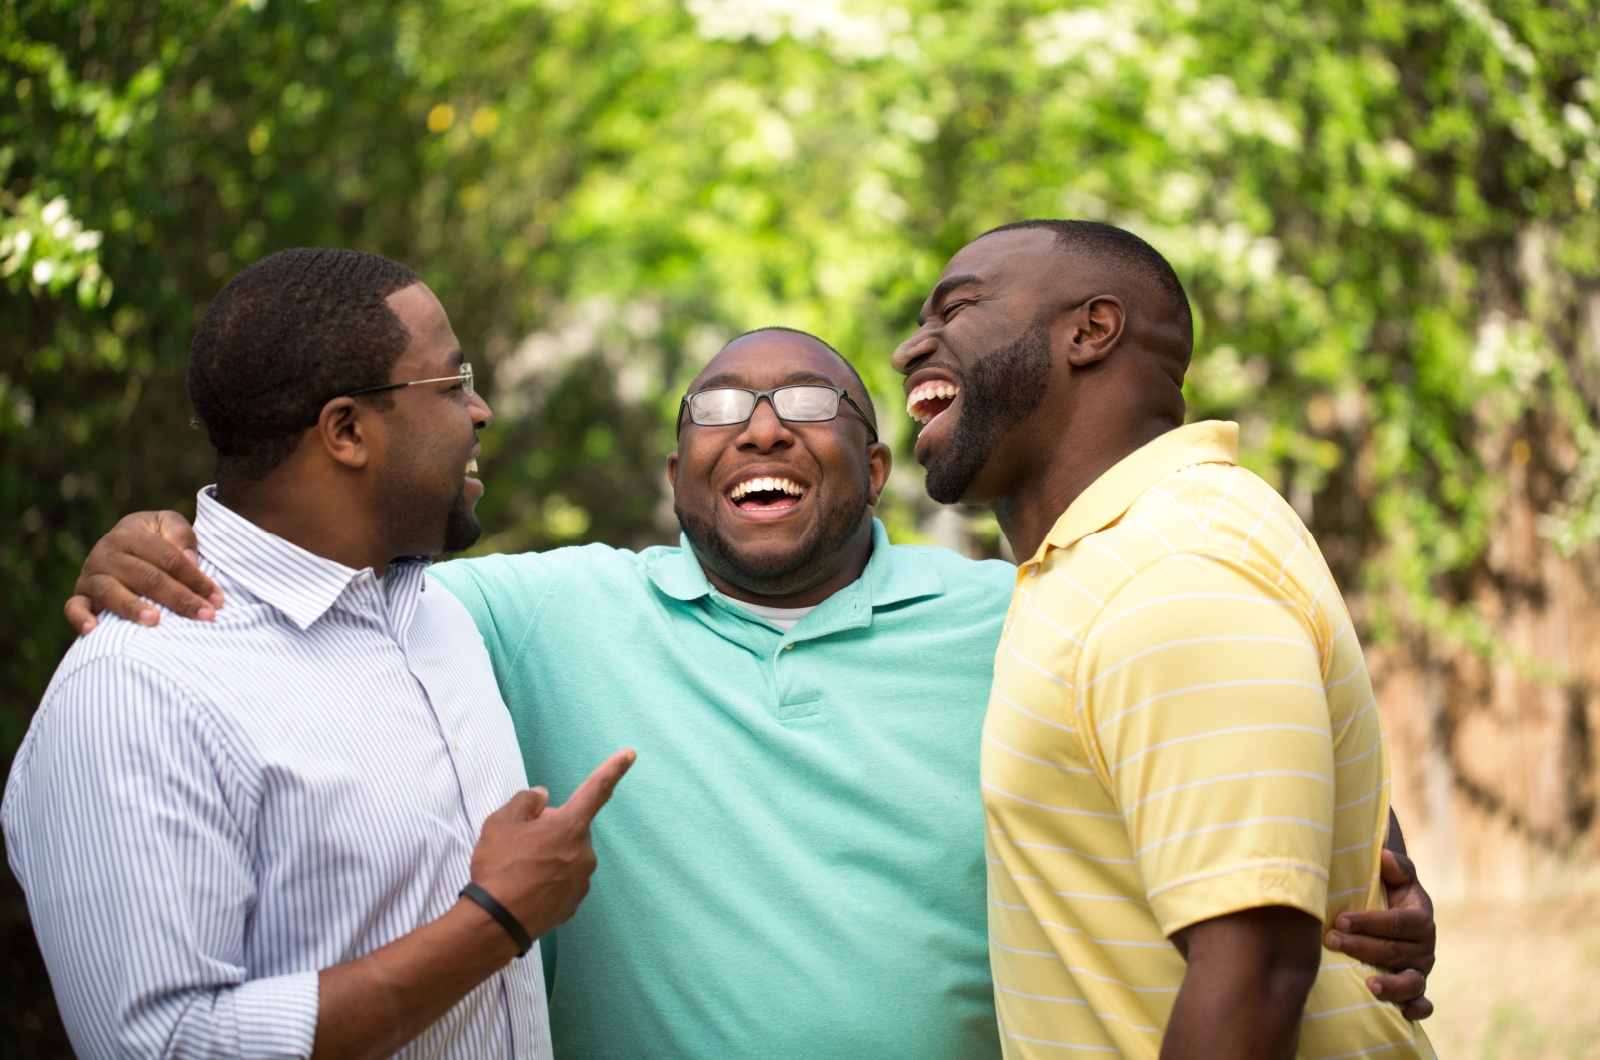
[688,386,840,426]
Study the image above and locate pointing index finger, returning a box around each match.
[561,749,636,824]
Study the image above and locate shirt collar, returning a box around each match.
[646,518,942,611]
[1032,420,1240,563]
[194,487,426,632]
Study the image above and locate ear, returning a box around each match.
[666,450,679,492]
[314,397,372,470]
[1063,295,1125,368]
[865,442,892,506]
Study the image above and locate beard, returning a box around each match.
[442,486,483,553]
[379,472,482,558]
[675,476,870,597]
[923,317,1054,505]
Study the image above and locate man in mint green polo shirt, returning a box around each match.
[67,327,1437,1058]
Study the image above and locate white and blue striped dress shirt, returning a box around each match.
[2,488,553,1059]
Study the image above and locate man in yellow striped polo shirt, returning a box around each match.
[894,221,1434,1058]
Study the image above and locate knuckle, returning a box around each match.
[134,564,165,594]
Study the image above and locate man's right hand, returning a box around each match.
[467,749,637,943]
[65,510,221,633]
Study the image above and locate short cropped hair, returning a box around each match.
[726,326,878,430]
[188,248,421,483]
[983,220,1193,352]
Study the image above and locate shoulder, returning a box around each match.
[899,543,1014,588]
[430,541,654,595]
[8,616,220,798]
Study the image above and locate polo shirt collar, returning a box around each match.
[646,518,942,613]
[194,487,425,632]
[1033,420,1240,562]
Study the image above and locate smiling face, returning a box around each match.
[668,330,890,601]
[893,228,1072,505]
[371,282,493,557]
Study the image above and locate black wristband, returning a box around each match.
[459,881,533,958]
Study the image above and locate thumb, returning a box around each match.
[560,749,636,825]
[1380,848,1417,888]
[500,786,549,822]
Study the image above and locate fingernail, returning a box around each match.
[81,619,96,634]
[1325,931,1342,951]
[209,592,224,607]
[139,609,158,626]
[185,549,200,565]
[1367,977,1384,998]
[1336,915,1353,932]
[197,606,215,622]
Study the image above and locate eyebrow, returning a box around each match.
[917,274,983,327]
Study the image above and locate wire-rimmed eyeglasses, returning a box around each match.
[346,363,475,399]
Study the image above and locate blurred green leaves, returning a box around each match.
[3,0,1598,742]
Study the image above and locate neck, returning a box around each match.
[700,520,875,609]
[216,467,395,577]
[992,410,1177,563]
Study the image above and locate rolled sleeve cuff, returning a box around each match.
[228,969,320,1058]
[1148,861,1328,939]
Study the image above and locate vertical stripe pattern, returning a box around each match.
[2,488,551,1059]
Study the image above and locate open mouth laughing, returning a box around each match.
[906,377,961,442]
[725,474,808,517]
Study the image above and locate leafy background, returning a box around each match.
[3,0,1598,1052]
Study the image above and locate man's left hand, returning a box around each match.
[1323,849,1436,1020]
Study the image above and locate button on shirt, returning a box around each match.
[431,520,1017,1060]
[982,422,1433,1059]
[2,489,551,1059]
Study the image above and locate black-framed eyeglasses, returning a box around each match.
[345,363,475,399]
[676,385,877,442]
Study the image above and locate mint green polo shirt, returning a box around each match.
[430,520,1014,1060]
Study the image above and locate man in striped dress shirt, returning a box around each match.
[894,220,1434,1058]
[3,248,633,1058]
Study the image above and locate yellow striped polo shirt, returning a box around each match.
[982,421,1433,1059]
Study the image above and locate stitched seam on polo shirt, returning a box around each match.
[505,559,565,681]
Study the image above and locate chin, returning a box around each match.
[443,506,483,553]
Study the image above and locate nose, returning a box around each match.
[892,326,937,376]
[735,395,794,450]
[470,389,493,430]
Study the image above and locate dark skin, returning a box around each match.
[666,330,891,607]
[90,281,637,1060]
[895,228,1433,1051]
[64,325,1434,1028]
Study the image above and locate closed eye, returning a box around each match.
[942,299,973,321]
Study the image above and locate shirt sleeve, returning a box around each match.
[428,551,558,689]
[1076,554,1335,938]
[2,657,320,1058]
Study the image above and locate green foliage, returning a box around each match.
[4,0,1598,741]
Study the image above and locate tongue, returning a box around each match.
[737,491,800,511]
[913,396,955,423]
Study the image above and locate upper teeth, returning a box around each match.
[466,458,478,473]
[729,476,804,500]
[906,381,960,424]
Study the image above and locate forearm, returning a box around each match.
[1162,907,1321,1060]
[312,899,518,1060]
